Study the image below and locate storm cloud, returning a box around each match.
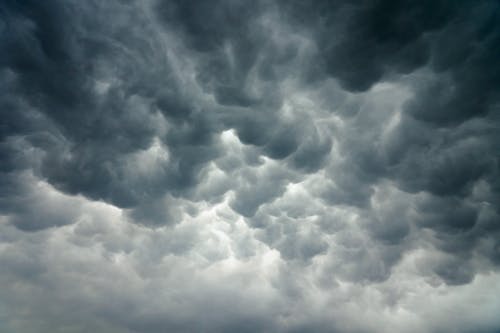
[1,0,499,332]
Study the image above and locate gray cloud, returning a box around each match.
[1,0,499,332]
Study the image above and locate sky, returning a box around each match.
[0,0,499,332]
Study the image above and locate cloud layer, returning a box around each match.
[1,0,499,332]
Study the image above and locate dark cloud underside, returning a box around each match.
[0,0,499,332]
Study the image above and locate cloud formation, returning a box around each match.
[0,0,499,332]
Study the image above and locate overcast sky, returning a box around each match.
[1,0,499,332]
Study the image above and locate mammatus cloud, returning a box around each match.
[0,0,499,332]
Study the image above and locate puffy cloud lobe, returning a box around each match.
[1,0,500,332]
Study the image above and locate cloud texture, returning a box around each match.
[1,0,499,332]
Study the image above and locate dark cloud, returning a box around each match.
[1,0,500,332]
[281,0,452,90]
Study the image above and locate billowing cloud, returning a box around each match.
[0,0,499,332]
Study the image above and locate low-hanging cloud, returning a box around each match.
[1,0,499,332]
